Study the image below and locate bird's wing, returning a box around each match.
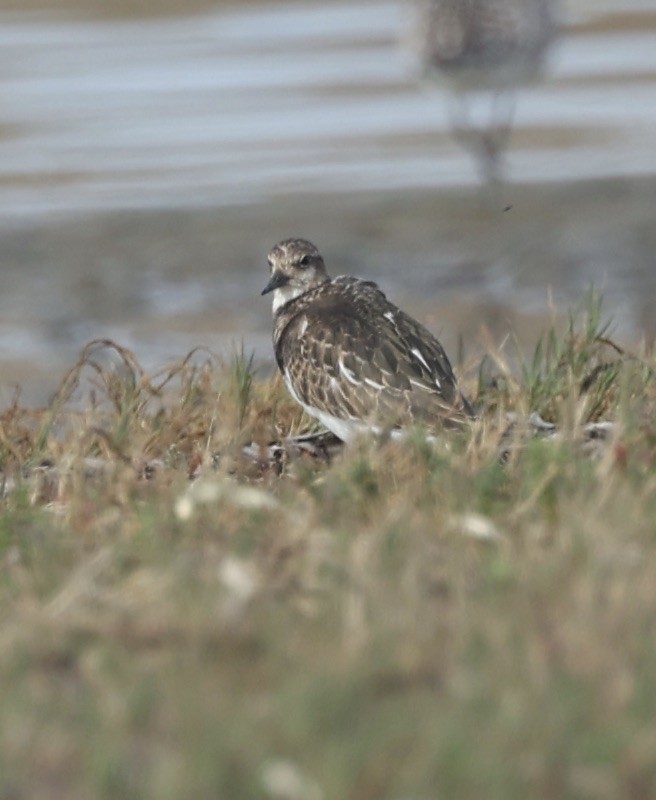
[277,279,472,427]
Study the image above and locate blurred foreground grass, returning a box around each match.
[1,295,656,799]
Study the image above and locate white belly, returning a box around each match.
[283,370,369,443]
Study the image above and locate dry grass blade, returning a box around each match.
[0,294,655,799]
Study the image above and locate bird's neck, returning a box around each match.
[271,284,307,315]
[271,276,330,316]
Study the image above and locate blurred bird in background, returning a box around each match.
[407,0,557,185]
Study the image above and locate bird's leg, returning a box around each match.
[449,92,473,144]
[481,90,518,179]
[494,89,517,150]
[474,89,519,200]
[478,140,503,188]
[448,93,492,182]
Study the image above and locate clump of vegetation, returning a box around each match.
[1,295,656,800]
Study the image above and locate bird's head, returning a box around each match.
[262,238,330,314]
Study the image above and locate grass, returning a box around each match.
[1,294,656,799]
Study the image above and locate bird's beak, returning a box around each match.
[261,271,290,296]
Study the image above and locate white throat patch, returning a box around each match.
[271,284,306,315]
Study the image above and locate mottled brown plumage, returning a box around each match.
[413,0,555,83]
[407,0,557,183]
[262,238,473,442]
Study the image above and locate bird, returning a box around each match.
[407,0,557,184]
[261,238,473,443]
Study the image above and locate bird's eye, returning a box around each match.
[299,255,311,267]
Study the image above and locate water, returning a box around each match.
[1,1,656,212]
[0,0,655,402]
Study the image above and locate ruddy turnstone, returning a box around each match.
[407,0,557,183]
[262,238,473,442]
